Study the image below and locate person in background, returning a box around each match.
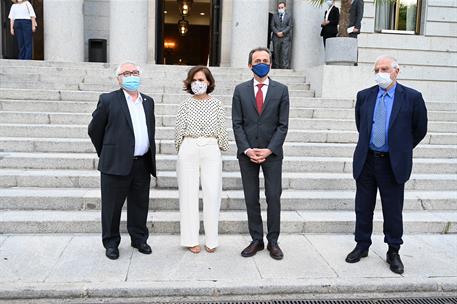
[348,0,364,38]
[270,1,293,69]
[8,0,37,60]
[345,55,428,274]
[175,66,229,254]
[320,0,340,47]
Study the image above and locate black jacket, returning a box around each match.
[353,83,428,184]
[232,78,290,160]
[88,89,157,177]
[320,6,340,37]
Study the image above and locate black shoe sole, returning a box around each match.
[345,251,368,263]
[241,247,264,257]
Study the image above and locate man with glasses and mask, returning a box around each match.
[88,62,157,260]
[345,55,427,274]
[232,47,289,260]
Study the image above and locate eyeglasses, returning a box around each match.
[118,70,140,77]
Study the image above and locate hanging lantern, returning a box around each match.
[177,0,193,17]
[178,17,189,36]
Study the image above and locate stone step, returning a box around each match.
[0,81,313,97]
[1,188,455,211]
[1,138,455,157]
[5,59,315,76]
[1,124,455,144]
[0,169,455,191]
[0,65,307,79]
[0,152,455,174]
[1,113,455,133]
[1,90,455,111]
[0,209,455,234]
[1,105,456,122]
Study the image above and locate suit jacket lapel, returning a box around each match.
[389,83,403,130]
[262,78,276,116]
[365,86,378,138]
[118,89,134,133]
[141,93,152,132]
[247,79,259,115]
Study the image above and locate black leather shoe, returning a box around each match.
[387,250,404,274]
[105,247,119,260]
[267,241,284,260]
[132,243,152,254]
[345,246,368,263]
[241,240,264,257]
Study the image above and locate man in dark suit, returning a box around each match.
[232,47,290,260]
[348,0,364,37]
[88,62,157,260]
[345,55,428,274]
[270,1,293,69]
[320,0,340,47]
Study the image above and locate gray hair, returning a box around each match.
[374,55,400,69]
[114,61,141,78]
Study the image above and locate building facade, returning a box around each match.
[1,0,456,100]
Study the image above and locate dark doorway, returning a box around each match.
[1,0,44,60]
[156,0,221,66]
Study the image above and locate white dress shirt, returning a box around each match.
[253,77,269,103]
[325,5,334,21]
[123,90,150,156]
[8,2,36,20]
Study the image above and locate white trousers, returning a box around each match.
[177,137,222,248]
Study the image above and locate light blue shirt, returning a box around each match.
[369,83,397,152]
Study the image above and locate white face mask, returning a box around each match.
[326,0,333,6]
[278,8,285,14]
[375,72,393,89]
[191,81,208,95]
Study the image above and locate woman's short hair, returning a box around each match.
[183,66,215,94]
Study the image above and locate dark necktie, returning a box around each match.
[280,13,283,23]
[256,83,264,114]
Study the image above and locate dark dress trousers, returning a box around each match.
[348,0,364,38]
[270,12,293,69]
[320,6,340,46]
[88,89,157,248]
[352,83,427,250]
[232,79,290,242]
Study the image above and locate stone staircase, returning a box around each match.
[0,59,456,235]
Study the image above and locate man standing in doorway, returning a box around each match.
[88,62,157,260]
[345,55,428,274]
[270,1,293,69]
[232,47,290,260]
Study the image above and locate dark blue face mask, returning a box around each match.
[251,63,270,78]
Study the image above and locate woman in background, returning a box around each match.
[9,0,37,60]
[320,0,339,47]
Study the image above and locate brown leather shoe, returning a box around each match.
[241,240,264,257]
[267,241,284,260]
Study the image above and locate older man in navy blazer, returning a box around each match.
[345,55,428,274]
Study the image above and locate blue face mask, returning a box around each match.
[251,63,270,78]
[121,76,141,91]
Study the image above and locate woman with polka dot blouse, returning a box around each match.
[175,66,229,254]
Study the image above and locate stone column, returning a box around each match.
[220,0,233,67]
[147,0,156,63]
[230,0,269,67]
[44,0,84,62]
[291,0,325,70]
[109,0,148,64]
